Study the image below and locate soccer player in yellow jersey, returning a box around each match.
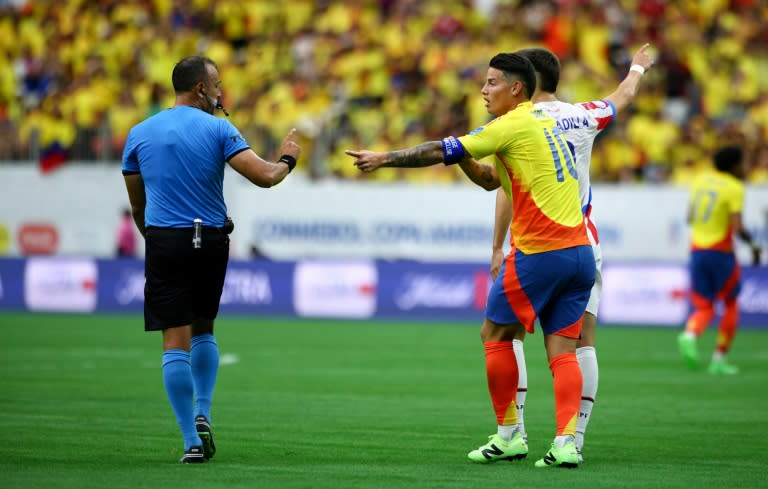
[494,44,653,464]
[678,146,762,374]
[347,53,594,468]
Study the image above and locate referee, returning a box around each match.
[121,55,300,463]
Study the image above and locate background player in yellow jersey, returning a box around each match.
[678,146,761,374]
[347,53,594,468]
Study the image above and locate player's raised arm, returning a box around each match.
[604,43,654,113]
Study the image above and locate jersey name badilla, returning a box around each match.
[556,116,589,131]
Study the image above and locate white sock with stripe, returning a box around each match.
[513,339,527,441]
[575,346,598,451]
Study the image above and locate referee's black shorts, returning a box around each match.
[144,227,230,331]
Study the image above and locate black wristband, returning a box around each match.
[278,154,297,173]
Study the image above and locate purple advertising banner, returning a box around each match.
[0,258,766,327]
[739,267,768,327]
[374,260,490,321]
[96,258,296,315]
[0,258,25,310]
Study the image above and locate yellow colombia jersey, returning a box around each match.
[689,169,744,252]
[458,101,589,254]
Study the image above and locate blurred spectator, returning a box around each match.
[1,0,767,185]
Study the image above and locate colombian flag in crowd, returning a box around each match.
[39,140,68,174]
[37,114,76,175]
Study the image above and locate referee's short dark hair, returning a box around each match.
[489,53,537,99]
[172,56,217,93]
[516,48,560,93]
[713,146,743,174]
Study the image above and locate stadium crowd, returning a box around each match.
[1,0,767,184]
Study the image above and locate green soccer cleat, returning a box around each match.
[677,333,700,370]
[535,441,579,468]
[708,360,739,375]
[467,432,528,463]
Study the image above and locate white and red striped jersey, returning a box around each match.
[535,99,616,242]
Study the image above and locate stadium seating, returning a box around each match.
[1,0,766,184]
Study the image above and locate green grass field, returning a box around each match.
[1,312,766,489]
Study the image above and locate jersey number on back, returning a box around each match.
[543,127,577,182]
[692,189,718,223]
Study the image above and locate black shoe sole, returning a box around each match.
[198,431,216,460]
[195,418,216,460]
[502,454,528,461]
[180,454,206,464]
[180,445,206,464]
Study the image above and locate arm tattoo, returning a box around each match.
[458,159,500,190]
[385,141,443,168]
[477,163,495,184]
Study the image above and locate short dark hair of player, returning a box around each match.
[489,53,537,99]
[713,146,743,175]
[516,48,560,93]
[172,56,217,93]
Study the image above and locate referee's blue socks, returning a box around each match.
[162,349,202,450]
[190,334,219,421]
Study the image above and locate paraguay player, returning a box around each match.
[678,146,761,374]
[349,53,594,468]
[491,44,654,464]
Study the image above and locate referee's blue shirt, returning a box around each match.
[122,106,249,228]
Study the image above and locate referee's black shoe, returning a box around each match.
[195,415,216,460]
[180,445,206,464]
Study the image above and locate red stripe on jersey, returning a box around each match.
[586,215,600,245]
[595,115,613,130]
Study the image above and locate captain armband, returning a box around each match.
[441,136,466,165]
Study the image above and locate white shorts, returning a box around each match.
[585,219,602,318]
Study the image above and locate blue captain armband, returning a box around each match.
[441,136,466,165]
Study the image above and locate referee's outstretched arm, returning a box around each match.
[229,128,301,188]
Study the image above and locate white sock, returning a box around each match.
[575,346,598,450]
[712,350,725,362]
[512,339,527,438]
[497,424,519,441]
[684,330,696,340]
